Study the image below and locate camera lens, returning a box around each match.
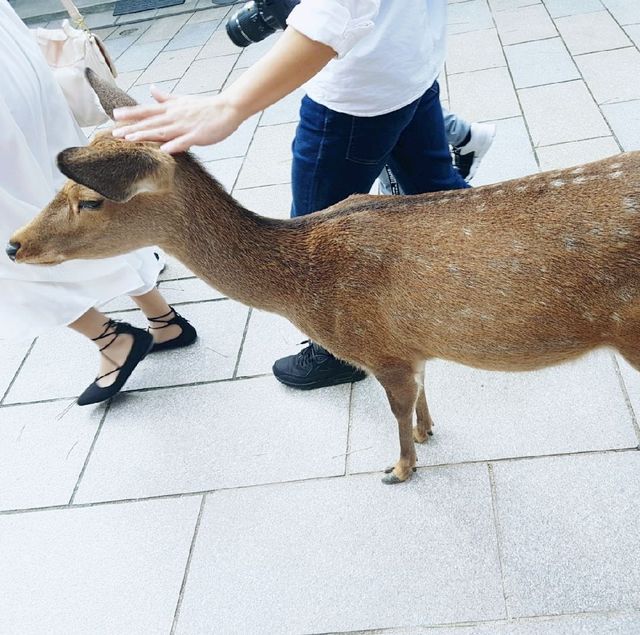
[226,1,277,47]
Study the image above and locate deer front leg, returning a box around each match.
[414,365,434,444]
[376,365,420,485]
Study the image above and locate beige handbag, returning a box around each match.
[32,0,118,127]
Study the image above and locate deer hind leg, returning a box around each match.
[374,363,420,485]
[414,363,434,444]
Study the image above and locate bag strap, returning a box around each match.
[59,0,89,31]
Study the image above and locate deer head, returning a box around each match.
[6,70,177,265]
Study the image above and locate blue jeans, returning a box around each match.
[291,81,468,217]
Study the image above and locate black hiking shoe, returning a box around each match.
[272,341,366,390]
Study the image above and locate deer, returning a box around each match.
[6,70,640,484]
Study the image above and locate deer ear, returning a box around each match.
[85,67,137,118]
[57,144,175,202]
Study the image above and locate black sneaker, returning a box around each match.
[272,341,366,390]
[453,122,496,182]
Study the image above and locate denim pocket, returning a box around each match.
[345,115,397,165]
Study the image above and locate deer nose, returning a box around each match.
[5,241,20,261]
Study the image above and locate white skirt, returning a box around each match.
[0,0,161,341]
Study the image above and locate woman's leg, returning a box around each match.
[131,288,181,344]
[69,308,134,388]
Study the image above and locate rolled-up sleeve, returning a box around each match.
[286,0,380,58]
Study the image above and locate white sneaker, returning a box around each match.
[453,122,496,182]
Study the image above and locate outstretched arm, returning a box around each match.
[112,27,335,154]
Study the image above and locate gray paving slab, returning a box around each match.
[188,6,231,24]
[575,47,640,105]
[601,99,640,151]
[504,37,579,88]
[235,309,305,377]
[175,466,506,634]
[197,29,243,59]
[0,338,32,399]
[447,66,522,123]
[103,33,139,60]
[448,0,494,35]
[489,0,541,11]
[74,376,350,502]
[100,276,223,312]
[235,121,297,189]
[535,136,620,169]
[234,32,279,69]
[493,452,640,616]
[127,78,178,104]
[137,13,190,43]
[164,19,220,51]
[232,183,292,219]
[600,0,640,25]
[136,46,200,83]
[203,156,243,191]
[114,69,143,91]
[114,299,248,392]
[624,24,640,49]
[0,496,200,635]
[555,10,632,55]
[174,54,238,93]
[543,0,604,18]
[114,40,166,73]
[518,79,610,146]
[0,401,100,511]
[493,4,557,44]
[446,28,507,74]
[348,351,637,475]
[259,86,304,126]
[470,116,538,186]
[158,253,197,281]
[4,300,247,403]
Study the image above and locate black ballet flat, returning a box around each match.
[147,307,198,353]
[77,320,154,406]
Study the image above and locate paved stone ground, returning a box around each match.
[3,1,640,633]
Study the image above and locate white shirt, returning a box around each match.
[287,0,447,117]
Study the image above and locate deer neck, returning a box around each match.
[159,157,301,314]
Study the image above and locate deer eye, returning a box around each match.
[78,199,104,210]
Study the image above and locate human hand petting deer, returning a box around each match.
[112,27,335,153]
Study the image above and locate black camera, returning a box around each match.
[225,0,300,48]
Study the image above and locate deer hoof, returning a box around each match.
[413,428,428,443]
[381,466,417,484]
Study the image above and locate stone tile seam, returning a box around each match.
[488,5,541,171]
[313,606,640,635]
[612,355,640,445]
[572,44,636,59]
[0,338,36,406]
[1,446,638,519]
[549,38,626,150]
[343,382,356,477]
[514,21,624,154]
[68,400,112,505]
[0,371,274,409]
[232,307,253,378]
[488,462,511,620]
[170,494,206,635]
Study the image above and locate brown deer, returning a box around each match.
[6,71,640,484]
